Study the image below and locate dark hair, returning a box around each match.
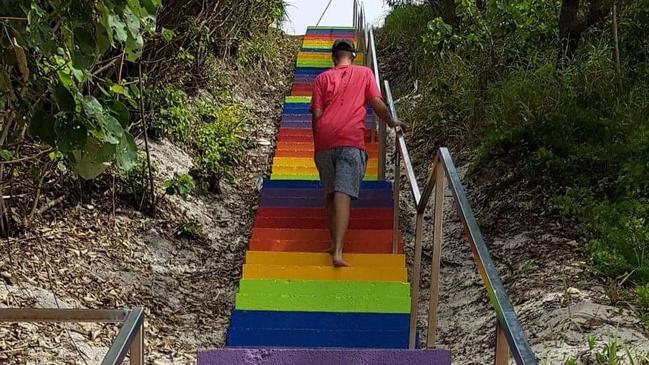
[333,50,355,61]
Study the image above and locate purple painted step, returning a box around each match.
[198,348,451,365]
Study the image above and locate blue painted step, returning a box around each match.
[230,310,409,331]
[226,328,408,348]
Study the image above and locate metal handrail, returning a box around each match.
[0,308,145,364]
[384,78,537,363]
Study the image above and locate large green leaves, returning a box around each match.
[3,0,161,180]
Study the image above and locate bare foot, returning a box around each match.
[332,254,350,268]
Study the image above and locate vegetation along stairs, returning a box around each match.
[197,26,451,364]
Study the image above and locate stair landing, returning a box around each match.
[198,349,451,365]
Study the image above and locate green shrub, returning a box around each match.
[149,86,194,141]
[380,0,649,312]
[587,201,649,283]
[176,220,203,239]
[163,173,195,198]
[119,154,157,210]
[636,285,649,309]
[191,103,248,191]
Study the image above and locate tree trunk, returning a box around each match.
[558,0,606,59]
[428,0,459,28]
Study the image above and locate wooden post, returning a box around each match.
[426,162,444,347]
[494,321,510,365]
[612,3,622,89]
[392,138,401,254]
[130,323,144,365]
[408,213,424,349]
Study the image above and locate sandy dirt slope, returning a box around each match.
[383,123,649,364]
[0,43,298,364]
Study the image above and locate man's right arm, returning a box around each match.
[369,97,407,130]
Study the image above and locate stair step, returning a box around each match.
[276,142,378,152]
[255,207,394,219]
[270,174,379,181]
[229,310,409,331]
[242,264,407,282]
[259,195,389,208]
[283,105,373,115]
[248,239,400,254]
[260,188,391,199]
[262,180,391,190]
[274,148,378,158]
[273,157,380,169]
[244,252,405,267]
[298,51,365,62]
[279,121,376,130]
[225,328,408,349]
[235,292,410,313]
[238,279,409,296]
[253,216,392,229]
[278,129,373,139]
[198,348,451,365]
[251,228,397,242]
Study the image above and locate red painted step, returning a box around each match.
[249,228,402,253]
[275,143,379,153]
[255,208,393,220]
[253,217,392,229]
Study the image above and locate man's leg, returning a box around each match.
[325,192,335,253]
[331,192,351,267]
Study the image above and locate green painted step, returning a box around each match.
[235,293,410,314]
[285,96,312,103]
[239,279,410,297]
[296,60,364,68]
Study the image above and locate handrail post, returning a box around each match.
[408,212,424,349]
[426,160,444,347]
[495,320,511,365]
[353,0,357,30]
[392,133,401,254]
[130,321,144,365]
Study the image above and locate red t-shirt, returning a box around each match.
[310,64,382,152]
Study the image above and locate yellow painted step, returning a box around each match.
[273,157,379,168]
[298,52,365,63]
[270,174,379,181]
[245,251,405,267]
[243,264,407,282]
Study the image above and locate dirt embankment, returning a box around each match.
[0,38,300,364]
[384,94,649,364]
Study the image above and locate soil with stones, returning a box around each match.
[0,38,299,364]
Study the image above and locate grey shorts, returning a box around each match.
[315,147,368,199]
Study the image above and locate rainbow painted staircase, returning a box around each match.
[198,27,451,364]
